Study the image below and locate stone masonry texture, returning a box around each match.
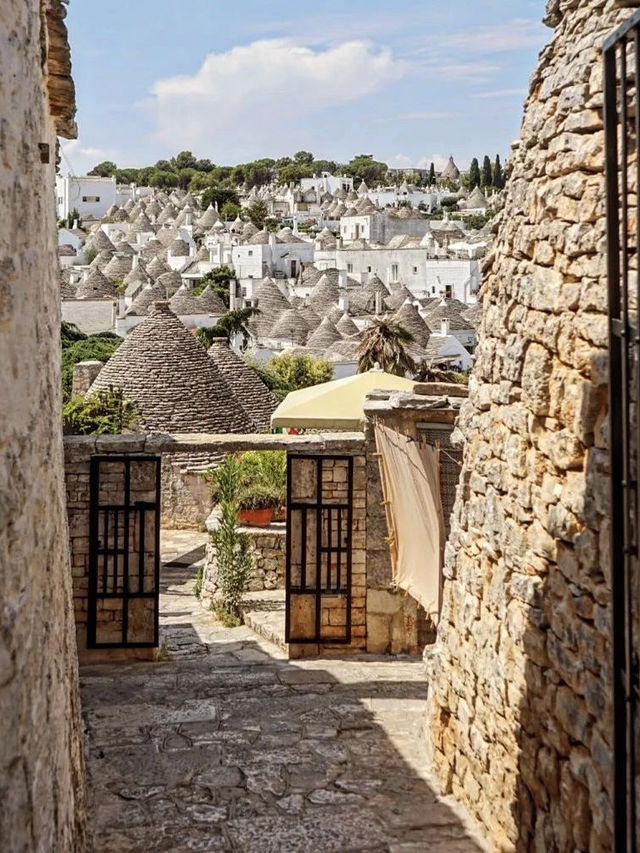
[0,1,86,849]
[425,2,638,850]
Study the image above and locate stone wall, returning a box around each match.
[203,517,286,593]
[161,455,214,529]
[0,1,86,848]
[425,1,635,849]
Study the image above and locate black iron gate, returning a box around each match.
[604,11,640,851]
[285,455,353,644]
[88,455,161,648]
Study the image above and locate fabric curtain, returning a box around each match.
[374,424,445,620]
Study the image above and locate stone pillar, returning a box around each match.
[71,359,103,396]
[424,1,634,850]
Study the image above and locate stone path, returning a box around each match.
[80,531,487,853]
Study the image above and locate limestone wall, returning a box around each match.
[203,519,286,594]
[425,1,634,849]
[0,1,86,848]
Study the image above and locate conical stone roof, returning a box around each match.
[76,267,115,299]
[393,301,431,347]
[87,229,116,253]
[336,312,360,338]
[90,249,114,271]
[270,308,310,345]
[169,284,201,315]
[207,339,277,432]
[305,317,342,352]
[156,270,183,297]
[196,285,227,315]
[309,273,340,314]
[90,302,251,433]
[147,256,170,279]
[103,253,133,282]
[252,277,291,337]
[127,281,166,316]
[298,304,322,330]
[384,285,413,312]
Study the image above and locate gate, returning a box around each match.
[285,455,353,644]
[604,11,640,850]
[88,456,161,648]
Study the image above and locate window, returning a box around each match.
[82,195,100,203]
[445,285,453,298]
[347,263,353,273]
[248,250,253,256]
[413,266,418,274]
[391,264,399,280]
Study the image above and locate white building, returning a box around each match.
[299,174,354,195]
[340,210,432,245]
[232,232,314,296]
[56,175,117,221]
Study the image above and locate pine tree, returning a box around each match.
[428,162,436,185]
[481,155,492,188]
[493,154,504,189]
[468,158,481,189]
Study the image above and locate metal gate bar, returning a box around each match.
[88,455,161,648]
[604,12,640,850]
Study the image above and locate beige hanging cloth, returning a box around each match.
[374,423,445,621]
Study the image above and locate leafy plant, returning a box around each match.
[62,387,138,435]
[208,456,254,618]
[264,353,333,391]
[357,319,416,376]
[209,600,242,628]
[60,323,122,399]
[193,565,204,599]
[238,450,286,505]
[238,483,281,511]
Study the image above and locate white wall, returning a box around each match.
[61,299,117,334]
[56,175,116,221]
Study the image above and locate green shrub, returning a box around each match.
[210,494,253,619]
[62,387,138,435]
[193,565,204,599]
[238,483,281,510]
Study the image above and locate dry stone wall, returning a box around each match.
[203,520,286,594]
[0,1,86,848]
[425,1,636,850]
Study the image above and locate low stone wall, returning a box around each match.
[203,514,286,594]
[161,456,213,529]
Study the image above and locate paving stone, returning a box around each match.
[82,529,487,852]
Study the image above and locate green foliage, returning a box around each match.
[468,158,481,190]
[207,456,254,618]
[60,324,122,399]
[209,600,242,627]
[193,565,204,599]
[414,361,470,384]
[196,326,226,348]
[60,208,82,229]
[279,163,314,184]
[245,200,269,230]
[493,154,504,189]
[201,186,240,211]
[88,161,117,177]
[221,200,241,220]
[238,483,281,511]
[357,319,416,376]
[264,353,333,391]
[344,153,388,186]
[466,213,492,230]
[440,196,459,209]
[481,155,493,188]
[214,307,260,350]
[294,150,314,165]
[62,387,138,435]
[428,162,436,185]
[172,150,198,170]
[238,451,286,507]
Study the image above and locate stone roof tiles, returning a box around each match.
[207,339,277,432]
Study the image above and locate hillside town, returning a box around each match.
[57,156,496,379]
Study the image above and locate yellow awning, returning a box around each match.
[271,369,417,429]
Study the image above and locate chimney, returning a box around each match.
[185,210,193,227]
[229,287,236,310]
[374,292,382,316]
[338,295,349,313]
[71,360,104,397]
[338,270,348,288]
[441,318,450,336]
[72,219,78,230]
[268,232,277,249]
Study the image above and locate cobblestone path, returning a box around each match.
[80,532,486,852]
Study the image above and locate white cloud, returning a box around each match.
[443,18,545,54]
[423,62,501,82]
[59,140,111,175]
[390,154,449,171]
[473,88,527,99]
[144,39,407,157]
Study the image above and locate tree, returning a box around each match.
[481,155,493,188]
[279,163,313,184]
[149,170,179,188]
[264,353,333,390]
[468,158,481,190]
[60,326,122,399]
[194,266,236,305]
[201,186,240,211]
[428,162,436,185]
[493,154,504,189]
[245,200,269,230]
[195,158,214,172]
[344,154,388,186]
[216,307,260,350]
[293,150,314,165]
[172,150,197,170]
[88,161,117,177]
[221,200,241,220]
[357,319,416,376]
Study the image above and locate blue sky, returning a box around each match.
[61,0,548,175]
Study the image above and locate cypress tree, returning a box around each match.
[468,158,481,189]
[481,155,492,188]
[493,154,504,189]
[428,162,436,185]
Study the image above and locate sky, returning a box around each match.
[61,0,549,176]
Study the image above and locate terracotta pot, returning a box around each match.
[237,507,273,527]
[273,505,287,522]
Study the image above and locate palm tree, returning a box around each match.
[217,307,260,351]
[357,318,416,376]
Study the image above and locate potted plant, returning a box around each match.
[237,484,280,527]
[237,450,286,520]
